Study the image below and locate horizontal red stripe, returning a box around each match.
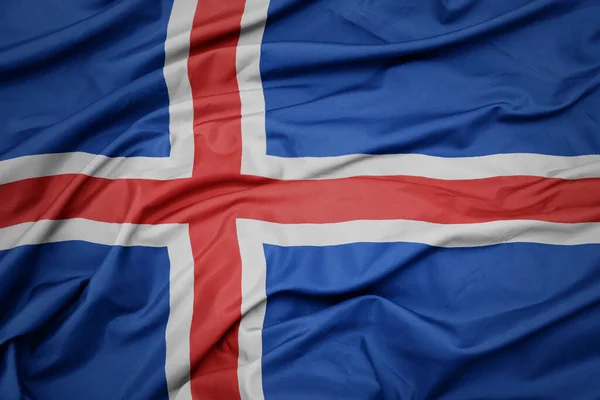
[3,175,600,229]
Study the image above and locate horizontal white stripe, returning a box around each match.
[243,151,600,180]
[0,219,184,249]
[0,148,197,184]
[236,217,600,400]
[0,0,195,184]
[0,151,194,184]
[239,218,600,248]
[0,218,194,400]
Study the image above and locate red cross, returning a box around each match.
[2,1,600,399]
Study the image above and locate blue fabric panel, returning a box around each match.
[0,0,174,160]
[261,0,600,157]
[0,241,171,400]
[262,241,600,399]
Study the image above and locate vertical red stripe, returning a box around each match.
[187,0,247,398]
[188,0,246,179]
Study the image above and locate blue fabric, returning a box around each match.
[263,242,600,399]
[0,0,173,160]
[261,0,600,157]
[0,241,171,400]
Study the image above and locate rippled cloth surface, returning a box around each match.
[1,1,600,399]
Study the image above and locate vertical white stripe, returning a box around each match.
[163,0,198,179]
[237,0,270,179]
[164,226,195,400]
[237,219,268,400]
[236,3,271,398]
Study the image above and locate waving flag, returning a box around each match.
[2,1,600,399]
